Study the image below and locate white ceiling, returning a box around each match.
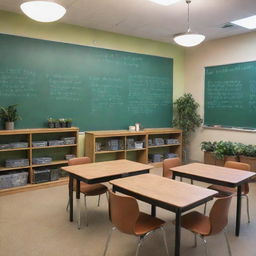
[1,0,256,43]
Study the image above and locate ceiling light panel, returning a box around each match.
[231,15,256,29]
[149,0,180,6]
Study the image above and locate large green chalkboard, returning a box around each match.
[204,61,256,129]
[0,34,173,131]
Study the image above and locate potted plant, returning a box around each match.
[201,141,217,165]
[53,119,60,128]
[59,118,66,128]
[213,141,237,166]
[0,104,21,130]
[173,93,203,162]
[66,118,73,128]
[47,118,54,128]
[239,144,256,173]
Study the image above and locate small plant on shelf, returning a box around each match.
[47,118,54,128]
[65,118,73,128]
[59,118,66,128]
[0,104,21,130]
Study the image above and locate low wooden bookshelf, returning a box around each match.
[0,127,79,195]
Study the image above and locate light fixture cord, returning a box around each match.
[186,0,191,33]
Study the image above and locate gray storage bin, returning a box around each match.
[0,171,28,189]
[153,138,165,146]
[48,140,64,146]
[127,138,135,149]
[0,144,10,150]
[62,137,76,145]
[149,154,163,163]
[32,157,52,165]
[50,169,59,181]
[33,168,50,183]
[134,141,144,149]
[107,139,119,150]
[5,158,29,168]
[65,154,76,160]
[10,142,29,148]
[165,153,178,159]
[32,141,48,147]
[165,139,179,145]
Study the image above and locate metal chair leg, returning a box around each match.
[103,227,116,256]
[194,233,197,248]
[245,194,250,223]
[200,236,208,256]
[84,195,88,227]
[204,203,207,215]
[135,237,143,256]
[98,194,101,207]
[66,198,70,211]
[160,226,169,256]
[224,228,232,256]
[77,198,81,229]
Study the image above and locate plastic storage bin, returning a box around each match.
[48,140,64,146]
[9,142,29,148]
[32,157,52,165]
[0,171,28,189]
[62,137,76,145]
[5,159,29,168]
[33,169,50,183]
[32,141,48,147]
[50,169,59,181]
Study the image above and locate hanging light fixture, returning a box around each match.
[173,0,205,47]
[20,1,66,22]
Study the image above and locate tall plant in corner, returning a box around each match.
[173,93,202,161]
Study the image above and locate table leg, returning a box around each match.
[151,205,156,217]
[172,173,176,180]
[69,175,74,222]
[175,210,181,256]
[236,185,242,236]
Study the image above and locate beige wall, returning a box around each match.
[185,31,256,162]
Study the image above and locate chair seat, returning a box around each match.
[134,212,165,236]
[181,211,211,236]
[208,184,236,197]
[79,182,108,196]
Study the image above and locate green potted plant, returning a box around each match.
[239,144,256,173]
[47,118,54,128]
[0,104,21,130]
[201,141,217,165]
[213,141,237,166]
[173,93,203,162]
[65,118,73,128]
[59,118,66,128]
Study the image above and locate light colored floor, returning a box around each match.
[0,168,256,256]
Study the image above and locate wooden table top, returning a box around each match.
[110,174,217,208]
[61,159,153,180]
[171,163,255,184]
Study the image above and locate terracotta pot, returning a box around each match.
[5,122,14,130]
[216,155,237,167]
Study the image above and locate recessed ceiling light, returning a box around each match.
[149,0,180,6]
[231,15,256,29]
[20,1,66,22]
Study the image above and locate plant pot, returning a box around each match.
[48,122,54,128]
[215,155,237,166]
[5,122,14,130]
[60,122,66,128]
[66,122,72,128]
[54,122,60,128]
[204,152,216,165]
[239,155,256,182]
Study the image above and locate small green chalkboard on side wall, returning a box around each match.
[0,34,173,131]
[204,61,256,129]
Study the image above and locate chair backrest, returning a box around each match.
[68,156,91,166]
[108,190,139,235]
[163,157,181,178]
[224,161,250,194]
[209,195,232,235]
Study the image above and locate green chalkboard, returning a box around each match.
[204,61,256,129]
[0,34,173,131]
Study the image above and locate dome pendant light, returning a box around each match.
[20,1,66,22]
[173,0,205,47]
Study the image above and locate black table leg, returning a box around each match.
[172,173,176,180]
[69,175,73,222]
[76,179,80,199]
[236,185,242,236]
[151,205,156,217]
[175,210,181,256]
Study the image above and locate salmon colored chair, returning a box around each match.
[180,195,233,256]
[103,190,169,256]
[163,157,181,178]
[67,157,108,229]
[206,161,251,223]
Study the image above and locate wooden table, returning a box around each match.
[61,159,153,222]
[110,173,217,256]
[171,163,255,236]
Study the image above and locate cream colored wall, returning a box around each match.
[0,10,185,157]
[185,31,256,162]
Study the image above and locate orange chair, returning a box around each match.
[163,157,181,179]
[206,161,251,223]
[67,157,108,229]
[180,195,233,256]
[103,190,169,256]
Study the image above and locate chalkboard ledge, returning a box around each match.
[203,125,256,133]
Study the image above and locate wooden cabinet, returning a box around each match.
[85,128,182,167]
[0,127,79,195]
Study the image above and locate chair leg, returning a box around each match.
[180,177,183,182]
[106,191,109,201]
[135,231,152,256]
[84,195,88,227]
[200,236,208,256]
[103,226,116,256]
[194,233,197,248]
[204,203,207,215]
[160,226,169,256]
[66,198,70,212]
[191,179,194,185]
[245,194,250,223]
[77,198,81,229]
[224,228,232,256]
[98,195,101,207]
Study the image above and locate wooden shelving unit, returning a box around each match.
[0,127,79,195]
[85,128,182,165]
